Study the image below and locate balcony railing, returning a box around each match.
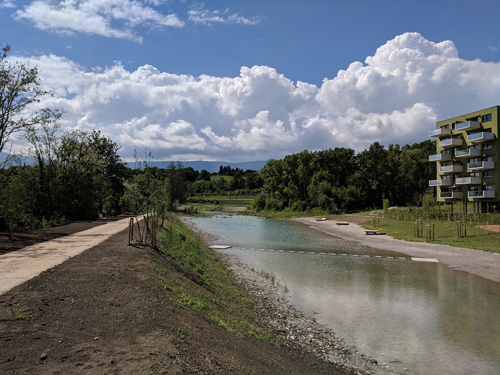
[454,148,481,158]
[429,128,451,137]
[439,164,463,174]
[468,190,496,199]
[467,132,495,143]
[429,153,452,162]
[440,192,463,199]
[429,179,452,187]
[455,177,481,185]
[455,120,480,132]
[467,161,495,170]
[440,138,463,148]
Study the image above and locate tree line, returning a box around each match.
[0,44,189,232]
[1,43,437,231]
[253,141,435,213]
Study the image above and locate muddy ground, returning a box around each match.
[0,222,382,374]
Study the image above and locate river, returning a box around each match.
[189,215,500,375]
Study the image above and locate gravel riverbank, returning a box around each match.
[223,254,400,375]
[294,217,500,284]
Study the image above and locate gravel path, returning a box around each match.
[0,217,135,295]
[294,217,500,284]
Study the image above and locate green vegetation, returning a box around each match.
[13,305,39,320]
[362,207,500,253]
[155,213,280,344]
[254,142,435,213]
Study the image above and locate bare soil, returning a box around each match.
[477,225,500,233]
[0,225,371,374]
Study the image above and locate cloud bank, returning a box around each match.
[17,32,500,161]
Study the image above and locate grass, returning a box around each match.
[155,213,281,345]
[13,305,39,320]
[363,216,500,253]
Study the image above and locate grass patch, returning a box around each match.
[363,217,500,253]
[155,213,281,345]
[13,305,39,320]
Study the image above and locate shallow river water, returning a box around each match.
[189,215,500,375]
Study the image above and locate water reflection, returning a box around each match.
[190,215,500,375]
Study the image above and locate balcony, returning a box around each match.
[455,176,481,185]
[467,132,495,143]
[454,148,481,158]
[429,128,451,137]
[440,192,463,200]
[467,161,495,170]
[455,120,480,132]
[469,190,496,199]
[429,153,452,162]
[440,138,463,148]
[429,179,452,187]
[439,164,463,174]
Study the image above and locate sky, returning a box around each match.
[1,0,500,162]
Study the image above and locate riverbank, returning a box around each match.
[294,217,500,284]
[0,218,395,374]
[222,254,399,375]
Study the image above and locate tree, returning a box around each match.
[0,45,60,168]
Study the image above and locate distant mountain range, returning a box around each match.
[1,151,268,173]
[134,160,268,172]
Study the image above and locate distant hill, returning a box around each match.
[135,160,268,172]
[1,151,268,173]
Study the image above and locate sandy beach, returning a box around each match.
[294,217,500,284]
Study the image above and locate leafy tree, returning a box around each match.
[0,166,37,232]
[0,45,60,168]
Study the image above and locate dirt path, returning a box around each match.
[295,217,500,284]
[0,218,134,295]
[0,221,106,256]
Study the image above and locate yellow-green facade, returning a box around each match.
[429,106,500,212]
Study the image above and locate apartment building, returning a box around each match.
[429,105,500,213]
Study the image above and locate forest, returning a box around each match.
[0,43,436,232]
[253,141,436,213]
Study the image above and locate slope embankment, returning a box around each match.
[0,217,390,374]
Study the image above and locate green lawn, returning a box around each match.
[363,217,500,253]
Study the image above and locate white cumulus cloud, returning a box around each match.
[13,0,184,42]
[11,32,500,162]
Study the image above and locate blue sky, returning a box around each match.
[1,0,500,162]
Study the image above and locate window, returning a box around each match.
[483,142,493,150]
[442,124,449,129]
[469,172,479,177]
[469,145,479,150]
[483,171,493,179]
[482,113,492,122]
[482,156,493,162]
[485,186,494,191]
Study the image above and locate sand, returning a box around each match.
[294,217,500,284]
